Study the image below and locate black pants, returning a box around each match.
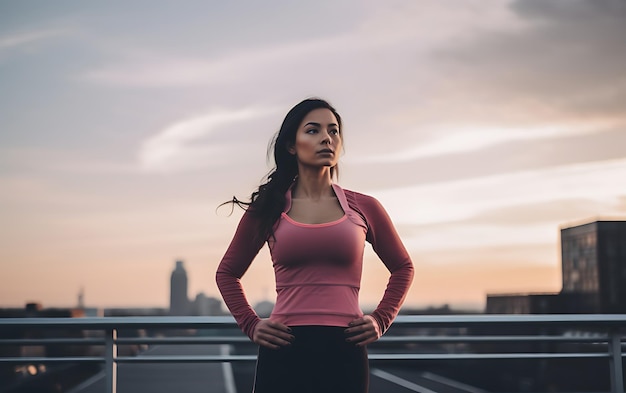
[253,326,369,393]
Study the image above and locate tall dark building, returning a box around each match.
[561,220,626,313]
[169,260,189,316]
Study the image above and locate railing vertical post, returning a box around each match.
[609,329,624,393]
[105,328,118,393]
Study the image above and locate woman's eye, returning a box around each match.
[306,128,318,134]
[330,129,339,135]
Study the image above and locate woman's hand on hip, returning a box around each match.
[344,315,381,346]
[252,319,294,349]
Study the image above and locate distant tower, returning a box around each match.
[77,287,85,309]
[169,260,189,316]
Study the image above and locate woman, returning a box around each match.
[215,98,414,393]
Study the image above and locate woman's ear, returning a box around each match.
[287,143,296,155]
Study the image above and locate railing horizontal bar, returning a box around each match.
[1,336,616,346]
[1,336,616,347]
[0,357,104,364]
[114,352,612,363]
[0,351,616,365]
[117,355,258,363]
[0,316,239,329]
[3,314,626,330]
[392,314,626,327]
[376,335,613,343]
[116,336,614,345]
[0,338,105,346]
[126,337,619,345]
[115,336,249,345]
[368,353,609,360]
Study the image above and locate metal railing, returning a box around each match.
[1,314,625,393]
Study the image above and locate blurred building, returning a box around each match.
[104,307,167,317]
[561,220,626,313]
[190,292,222,316]
[169,260,190,316]
[486,293,559,314]
[0,302,86,319]
[486,219,626,314]
[253,300,275,318]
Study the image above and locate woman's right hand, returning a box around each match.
[252,319,294,349]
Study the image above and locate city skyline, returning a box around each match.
[2,1,625,310]
[0,219,602,311]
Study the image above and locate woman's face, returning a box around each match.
[289,108,342,170]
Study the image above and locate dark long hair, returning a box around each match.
[221,98,343,243]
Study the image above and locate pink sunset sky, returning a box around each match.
[1,0,625,311]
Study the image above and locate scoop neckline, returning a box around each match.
[281,212,348,227]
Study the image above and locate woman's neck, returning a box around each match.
[292,170,334,200]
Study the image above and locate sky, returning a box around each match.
[1,0,625,312]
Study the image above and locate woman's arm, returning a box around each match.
[215,210,267,339]
[356,193,415,335]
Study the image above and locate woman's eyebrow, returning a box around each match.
[304,122,338,127]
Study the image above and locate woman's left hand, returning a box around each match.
[344,315,381,346]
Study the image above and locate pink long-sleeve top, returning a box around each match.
[215,183,414,340]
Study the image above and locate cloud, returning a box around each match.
[377,158,626,225]
[0,28,68,49]
[370,158,626,253]
[511,0,626,23]
[341,125,626,193]
[138,107,279,173]
[467,198,619,226]
[429,0,626,122]
[76,1,568,167]
[392,196,621,253]
[78,1,522,90]
[80,32,356,88]
[0,146,139,176]
[347,119,619,164]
